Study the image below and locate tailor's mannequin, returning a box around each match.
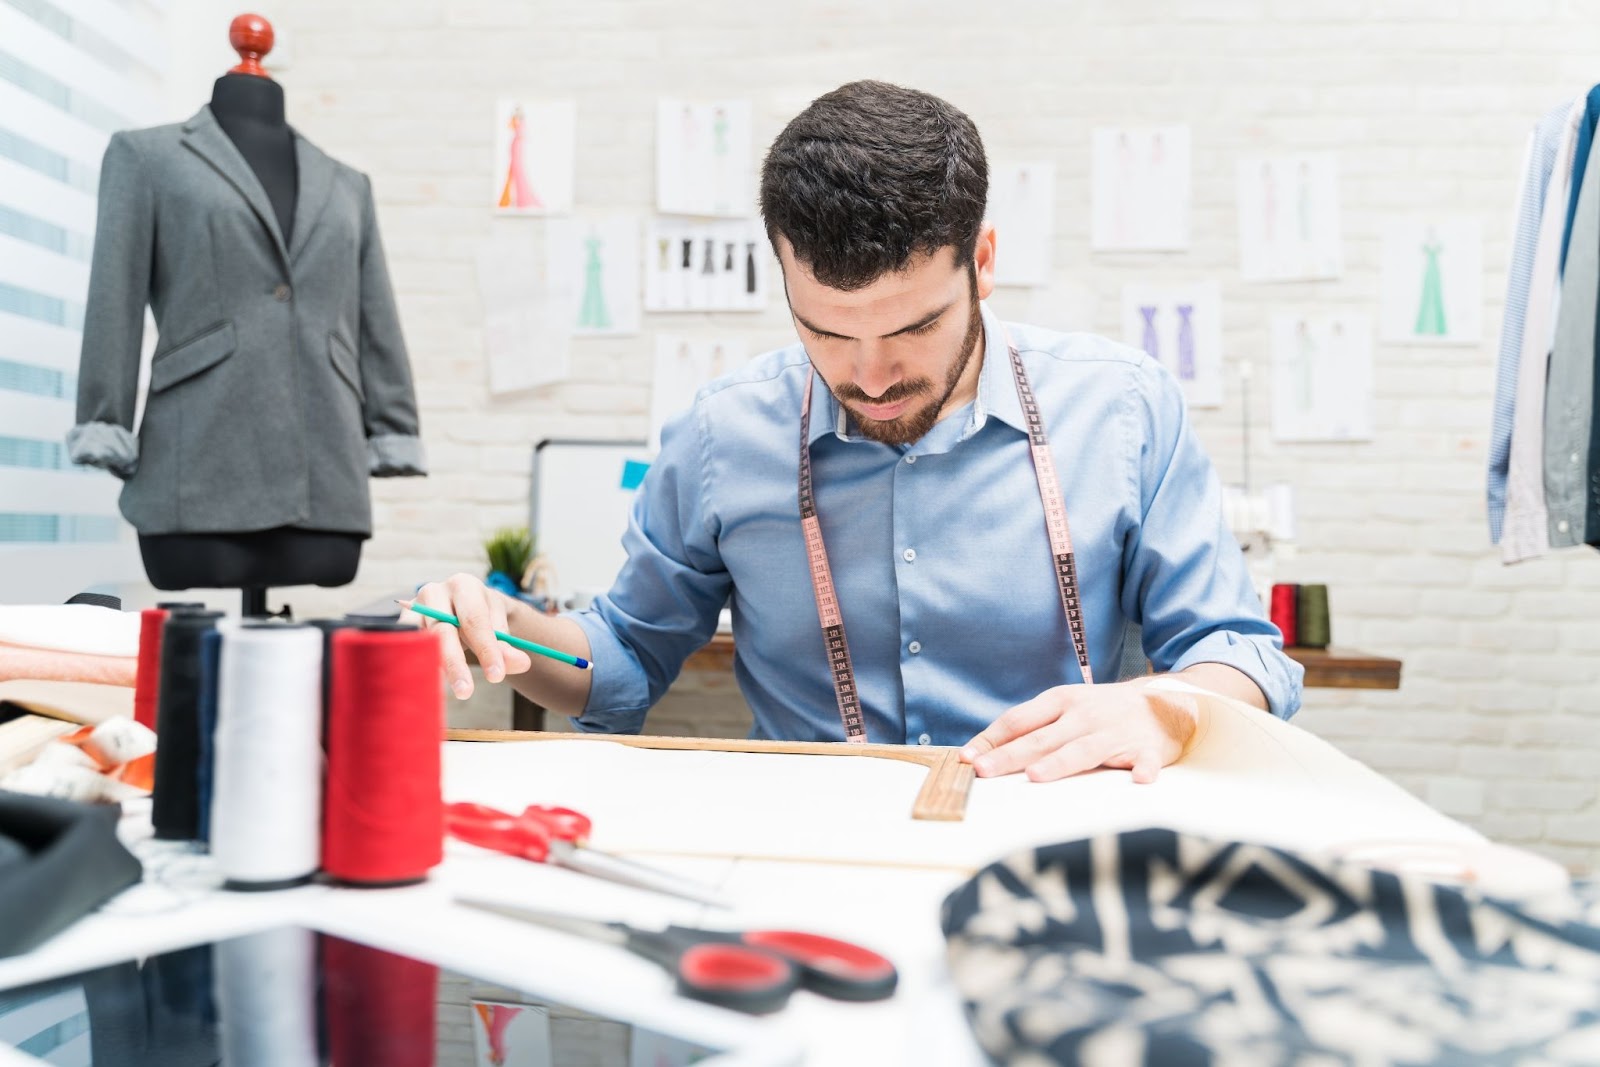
[137,72,362,598]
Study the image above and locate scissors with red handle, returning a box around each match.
[444,802,731,909]
[458,897,898,1015]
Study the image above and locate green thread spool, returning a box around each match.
[1297,584,1331,649]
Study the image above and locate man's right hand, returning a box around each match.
[409,574,534,699]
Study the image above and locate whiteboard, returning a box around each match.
[528,439,654,597]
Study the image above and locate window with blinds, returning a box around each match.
[0,0,167,602]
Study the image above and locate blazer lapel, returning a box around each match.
[288,134,335,266]
[180,106,290,267]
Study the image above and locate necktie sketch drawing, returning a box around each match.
[1116,131,1134,246]
[1176,304,1196,381]
[1139,305,1160,364]
[1294,318,1316,412]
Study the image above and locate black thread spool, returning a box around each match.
[151,610,224,840]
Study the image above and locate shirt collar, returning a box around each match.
[804,301,1028,448]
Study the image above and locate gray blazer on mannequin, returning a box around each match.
[68,105,425,537]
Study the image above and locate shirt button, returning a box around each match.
[273,284,292,301]
[902,548,916,563]
[1573,452,1582,463]
[908,640,922,654]
[917,733,931,746]
[1557,519,1570,533]
[904,454,917,464]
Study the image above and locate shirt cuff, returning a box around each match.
[1169,630,1305,721]
[368,433,427,476]
[566,608,651,733]
[65,422,138,479]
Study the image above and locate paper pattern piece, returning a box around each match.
[1271,313,1372,442]
[1120,282,1223,408]
[644,220,769,312]
[1238,154,1343,281]
[491,100,575,216]
[545,216,641,336]
[471,1000,551,1067]
[650,335,749,451]
[656,99,753,217]
[1091,126,1191,251]
[475,228,569,395]
[1378,217,1482,345]
[443,687,1480,873]
[989,162,1056,286]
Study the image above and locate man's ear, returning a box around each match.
[972,222,997,301]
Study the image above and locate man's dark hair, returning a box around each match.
[759,81,988,291]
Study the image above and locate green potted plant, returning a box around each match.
[483,526,534,596]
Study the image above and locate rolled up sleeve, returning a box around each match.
[1120,360,1304,719]
[569,402,732,732]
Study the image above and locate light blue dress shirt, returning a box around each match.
[1489,101,1571,543]
[571,305,1303,743]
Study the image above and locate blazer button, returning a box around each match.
[273,284,292,301]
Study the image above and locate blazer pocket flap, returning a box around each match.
[329,331,363,400]
[149,323,237,394]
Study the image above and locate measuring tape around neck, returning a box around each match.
[798,334,1093,744]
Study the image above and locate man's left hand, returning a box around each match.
[959,679,1202,784]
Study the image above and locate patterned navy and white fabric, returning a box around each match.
[942,827,1600,1065]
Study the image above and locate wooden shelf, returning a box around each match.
[1287,646,1402,690]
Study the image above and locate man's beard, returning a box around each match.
[834,275,984,447]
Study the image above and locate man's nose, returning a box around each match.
[852,349,900,399]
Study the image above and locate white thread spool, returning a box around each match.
[211,621,324,888]
[215,926,319,1067]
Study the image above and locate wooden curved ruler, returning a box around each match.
[445,729,976,821]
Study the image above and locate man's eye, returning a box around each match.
[906,320,940,336]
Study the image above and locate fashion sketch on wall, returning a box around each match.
[655,99,753,217]
[1238,154,1343,281]
[989,162,1056,286]
[475,226,569,395]
[1091,126,1191,251]
[1379,217,1483,344]
[1271,313,1373,442]
[545,216,641,336]
[649,335,750,451]
[1120,281,1224,408]
[644,220,769,312]
[491,100,576,216]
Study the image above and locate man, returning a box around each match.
[415,81,1302,783]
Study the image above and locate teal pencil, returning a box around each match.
[397,599,592,671]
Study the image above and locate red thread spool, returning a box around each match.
[323,625,444,885]
[321,934,437,1067]
[133,608,168,730]
[1270,583,1299,648]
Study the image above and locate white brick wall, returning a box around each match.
[192,0,1599,871]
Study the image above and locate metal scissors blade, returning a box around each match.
[550,840,732,910]
[460,898,628,945]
